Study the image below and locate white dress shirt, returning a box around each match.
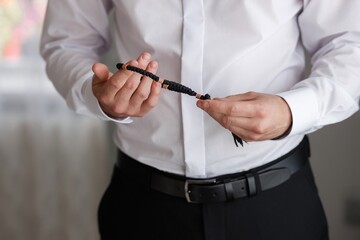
[41,0,360,178]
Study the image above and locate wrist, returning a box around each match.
[271,122,293,140]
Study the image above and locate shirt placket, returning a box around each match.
[181,0,206,177]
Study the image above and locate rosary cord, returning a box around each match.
[116,63,160,81]
[116,62,243,146]
[162,79,196,96]
[116,63,210,100]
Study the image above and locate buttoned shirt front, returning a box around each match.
[41,0,360,178]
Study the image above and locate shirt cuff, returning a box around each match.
[277,87,320,136]
[81,76,133,124]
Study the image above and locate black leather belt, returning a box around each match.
[117,136,310,204]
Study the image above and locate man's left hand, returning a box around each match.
[196,92,292,141]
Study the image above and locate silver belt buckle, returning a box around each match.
[184,178,217,203]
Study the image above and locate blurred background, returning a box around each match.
[0,1,359,240]
[0,1,114,239]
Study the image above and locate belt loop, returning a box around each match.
[246,173,257,197]
[224,181,235,201]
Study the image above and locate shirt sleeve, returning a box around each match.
[40,0,130,123]
[278,0,360,136]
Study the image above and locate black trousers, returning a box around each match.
[98,148,329,240]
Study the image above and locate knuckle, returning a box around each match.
[124,80,138,91]
[145,100,157,109]
[246,91,257,98]
[136,90,149,100]
[112,104,125,115]
[252,121,273,136]
[227,105,238,115]
[108,79,121,89]
[257,107,267,118]
[252,122,266,134]
[98,94,110,104]
[221,116,232,129]
[253,101,268,118]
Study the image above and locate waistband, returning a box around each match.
[116,136,310,203]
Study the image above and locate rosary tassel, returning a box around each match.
[232,133,245,147]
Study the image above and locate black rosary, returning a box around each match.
[116,63,245,147]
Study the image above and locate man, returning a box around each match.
[40,1,360,239]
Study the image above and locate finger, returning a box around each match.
[109,52,152,90]
[203,92,260,115]
[116,53,152,99]
[92,63,110,85]
[103,60,140,104]
[137,52,152,67]
[220,91,258,101]
[197,99,256,117]
[125,52,152,83]
[226,126,254,142]
[203,112,255,142]
[95,59,138,108]
[228,125,269,142]
[105,53,152,115]
[141,73,162,113]
[220,114,287,141]
[130,60,158,108]
[92,63,115,102]
[112,53,152,105]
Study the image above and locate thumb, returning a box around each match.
[92,63,111,84]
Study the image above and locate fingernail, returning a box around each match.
[197,101,209,109]
[149,61,158,68]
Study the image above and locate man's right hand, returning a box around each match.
[92,52,162,118]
